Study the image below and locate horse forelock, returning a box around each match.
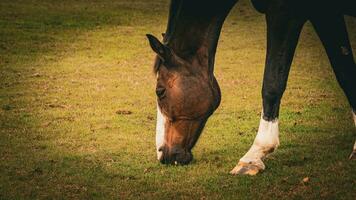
[153,56,162,74]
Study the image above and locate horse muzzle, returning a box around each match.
[159,145,193,165]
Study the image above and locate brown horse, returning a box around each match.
[147,0,356,175]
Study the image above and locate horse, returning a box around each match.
[146,0,356,175]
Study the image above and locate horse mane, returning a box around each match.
[152,0,181,73]
[163,0,182,44]
[153,0,237,74]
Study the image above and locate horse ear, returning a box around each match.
[146,34,173,64]
[161,33,166,38]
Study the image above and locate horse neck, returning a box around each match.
[165,0,237,75]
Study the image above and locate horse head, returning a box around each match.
[147,34,221,165]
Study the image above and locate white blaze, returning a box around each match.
[156,104,165,160]
[239,116,280,169]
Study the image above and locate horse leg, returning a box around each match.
[230,11,305,175]
[310,15,356,160]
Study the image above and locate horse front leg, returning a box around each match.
[230,11,305,175]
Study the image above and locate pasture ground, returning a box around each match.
[0,0,355,199]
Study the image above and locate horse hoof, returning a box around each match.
[349,151,356,160]
[230,162,263,176]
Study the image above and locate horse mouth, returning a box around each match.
[158,146,193,165]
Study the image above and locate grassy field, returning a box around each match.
[0,0,355,199]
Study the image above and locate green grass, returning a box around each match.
[0,0,355,199]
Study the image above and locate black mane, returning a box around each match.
[154,0,237,74]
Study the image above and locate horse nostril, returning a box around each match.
[155,87,166,99]
[158,147,163,152]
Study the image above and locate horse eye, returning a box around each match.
[155,87,166,99]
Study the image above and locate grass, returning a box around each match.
[0,0,355,199]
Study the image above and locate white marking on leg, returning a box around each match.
[350,111,356,159]
[156,104,165,160]
[239,116,280,170]
[352,111,356,153]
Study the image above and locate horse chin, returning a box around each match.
[159,145,193,165]
[174,149,193,165]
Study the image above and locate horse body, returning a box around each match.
[147,0,356,174]
[252,0,356,16]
